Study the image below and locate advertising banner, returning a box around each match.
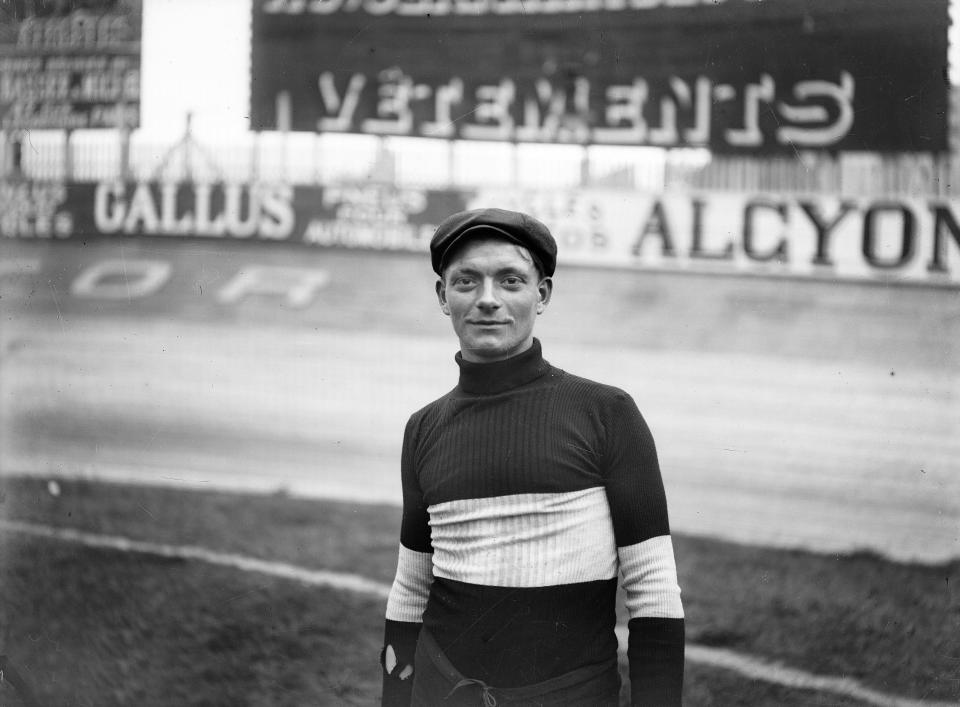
[250,0,948,154]
[0,0,142,130]
[3,179,958,286]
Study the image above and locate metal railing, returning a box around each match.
[2,127,957,198]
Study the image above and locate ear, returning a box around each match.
[536,277,553,314]
[436,279,450,315]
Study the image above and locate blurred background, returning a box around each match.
[0,0,958,704]
[4,0,956,558]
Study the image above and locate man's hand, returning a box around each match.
[382,644,414,680]
[380,620,422,706]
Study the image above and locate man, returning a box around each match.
[381,208,685,706]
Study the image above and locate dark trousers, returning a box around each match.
[411,630,621,706]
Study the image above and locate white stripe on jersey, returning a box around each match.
[618,535,684,619]
[385,544,433,622]
[428,487,618,587]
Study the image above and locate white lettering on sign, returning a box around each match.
[1,7,139,129]
[216,267,330,307]
[93,183,295,240]
[595,80,647,143]
[318,73,366,132]
[515,78,589,143]
[262,0,726,14]
[459,79,515,140]
[421,79,464,138]
[777,72,855,148]
[0,71,70,101]
[0,181,72,238]
[361,68,431,135]
[322,185,427,219]
[17,12,133,50]
[304,185,431,249]
[71,260,172,299]
[302,220,429,249]
[722,74,775,147]
[311,70,859,150]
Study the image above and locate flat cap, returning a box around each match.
[430,208,557,277]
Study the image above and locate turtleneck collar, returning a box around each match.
[455,338,550,395]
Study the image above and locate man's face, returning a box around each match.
[437,237,552,363]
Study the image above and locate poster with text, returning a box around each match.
[4,179,958,286]
[0,0,141,130]
[250,0,948,154]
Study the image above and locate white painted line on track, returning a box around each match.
[3,519,953,707]
[615,626,954,707]
[0,519,390,599]
[681,643,953,707]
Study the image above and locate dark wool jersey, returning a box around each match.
[382,340,685,706]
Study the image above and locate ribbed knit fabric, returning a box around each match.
[382,339,684,706]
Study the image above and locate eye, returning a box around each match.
[502,276,524,287]
[452,276,475,288]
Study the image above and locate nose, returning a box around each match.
[476,278,501,311]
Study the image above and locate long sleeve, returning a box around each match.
[381,415,433,707]
[602,392,685,706]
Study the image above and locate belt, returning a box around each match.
[416,628,618,706]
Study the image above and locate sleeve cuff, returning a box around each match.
[627,616,685,706]
[386,544,433,623]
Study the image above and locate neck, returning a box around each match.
[455,338,550,395]
[459,337,534,364]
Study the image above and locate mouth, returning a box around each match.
[469,320,509,326]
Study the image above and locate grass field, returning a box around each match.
[1,477,956,706]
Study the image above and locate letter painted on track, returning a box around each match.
[71,259,172,299]
[216,266,330,307]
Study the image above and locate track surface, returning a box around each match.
[1,238,958,563]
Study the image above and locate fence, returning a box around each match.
[2,128,957,198]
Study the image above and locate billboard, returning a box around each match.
[0,0,142,131]
[4,179,959,286]
[249,0,948,154]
